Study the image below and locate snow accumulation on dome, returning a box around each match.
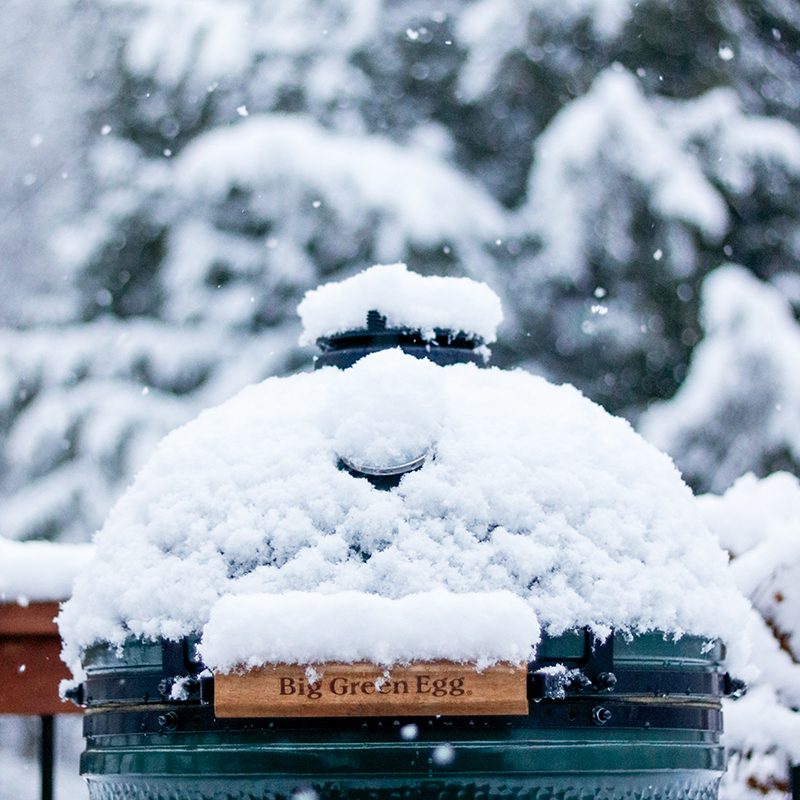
[297,263,504,345]
[58,267,748,676]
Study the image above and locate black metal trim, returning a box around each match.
[77,628,739,710]
[313,311,487,370]
[84,668,726,708]
[317,327,481,354]
[40,715,54,800]
[83,697,722,738]
[611,670,725,697]
[529,668,726,700]
[315,344,484,370]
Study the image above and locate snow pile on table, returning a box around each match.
[0,537,95,603]
[201,590,540,672]
[297,263,503,345]
[58,269,746,673]
[698,473,800,799]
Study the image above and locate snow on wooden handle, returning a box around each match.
[215,661,528,717]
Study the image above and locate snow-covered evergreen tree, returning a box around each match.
[1,0,515,543]
[640,266,800,494]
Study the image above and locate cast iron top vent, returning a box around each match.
[315,309,487,369]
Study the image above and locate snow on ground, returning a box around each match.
[0,538,94,603]
[59,269,747,674]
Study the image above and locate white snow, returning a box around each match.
[700,472,800,671]
[297,263,504,345]
[119,0,380,87]
[161,115,507,332]
[457,0,636,101]
[0,715,88,800]
[0,538,94,603]
[399,723,418,740]
[698,473,800,795]
[518,68,728,287]
[656,88,800,198]
[59,272,747,672]
[175,114,506,268]
[201,590,540,671]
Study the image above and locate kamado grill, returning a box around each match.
[60,265,747,800]
[74,629,740,800]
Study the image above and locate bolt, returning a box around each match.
[592,706,612,726]
[157,711,179,731]
[596,672,617,691]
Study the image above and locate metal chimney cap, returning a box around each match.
[314,310,488,370]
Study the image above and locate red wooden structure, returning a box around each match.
[0,600,79,800]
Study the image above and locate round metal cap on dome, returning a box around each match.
[315,308,487,369]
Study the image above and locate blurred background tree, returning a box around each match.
[2,0,800,794]
[3,0,800,541]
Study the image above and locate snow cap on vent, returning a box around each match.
[297,263,504,346]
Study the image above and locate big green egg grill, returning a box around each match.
[66,311,743,799]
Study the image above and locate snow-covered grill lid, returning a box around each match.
[58,264,749,678]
